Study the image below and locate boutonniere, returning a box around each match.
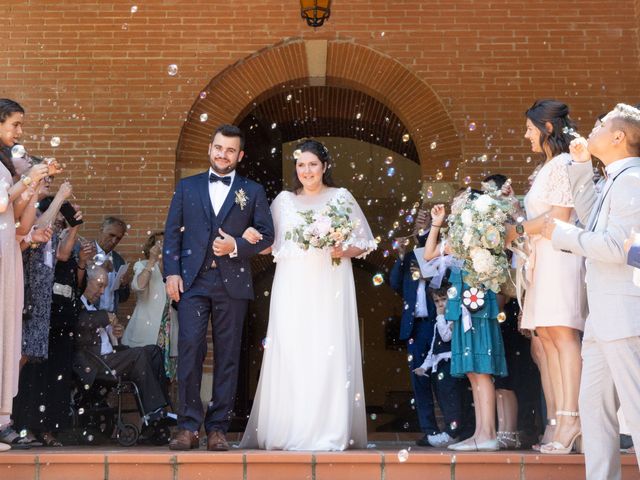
[235,188,248,210]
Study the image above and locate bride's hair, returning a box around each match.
[289,139,337,193]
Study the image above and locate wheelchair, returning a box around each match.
[71,350,174,446]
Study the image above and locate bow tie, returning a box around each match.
[209,173,231,186]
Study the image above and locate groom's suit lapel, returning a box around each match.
[197,172,213,223]
[215,174,244,225]
[590,158,640,231]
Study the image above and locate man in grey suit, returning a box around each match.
[542,103,640,479]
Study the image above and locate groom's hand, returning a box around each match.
[213,228,237,256]
[166,275,184,302]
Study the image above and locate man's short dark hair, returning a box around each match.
[429,282,451,300]
[212,124,245,151]
[101,216,127,232]
[611,103,640,157]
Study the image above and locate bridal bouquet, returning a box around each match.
[285,198,357,265]
[446,183,514,292]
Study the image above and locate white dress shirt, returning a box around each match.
[414,279,429,318]
[81,295,114,355]
[208,168,235,215]
[96,242,116,312]
[208,167,238,257]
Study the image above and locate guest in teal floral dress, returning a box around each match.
[423,202,507,452]
[446,267,507,378]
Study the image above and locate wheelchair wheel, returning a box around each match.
[116,423,139,447]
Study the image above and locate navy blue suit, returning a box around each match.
[390,251,440,434]
[164,171,274,433]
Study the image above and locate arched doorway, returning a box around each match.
[176,39,463,434]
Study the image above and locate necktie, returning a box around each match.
[209,173,231,186]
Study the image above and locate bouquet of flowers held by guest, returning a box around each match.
[445,182,515,293]
[285,197,358,266]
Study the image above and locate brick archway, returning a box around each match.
[176,38,462,177]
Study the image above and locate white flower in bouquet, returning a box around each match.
[460,209,474,226]
[474,194,494,214]
[462,230,474,248]
[308,215,332,238]
[470,247,495,274]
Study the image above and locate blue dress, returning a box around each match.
[445,268,507,378]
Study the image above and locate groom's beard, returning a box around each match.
[211,163,237,175]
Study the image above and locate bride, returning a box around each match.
[239,139,376,451]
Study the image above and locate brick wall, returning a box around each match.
[3,0,639,295]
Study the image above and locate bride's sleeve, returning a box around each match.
[269,192,286,260]
[342,189,377,259]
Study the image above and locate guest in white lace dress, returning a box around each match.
[505,100,587,454]
[239,139,376,451]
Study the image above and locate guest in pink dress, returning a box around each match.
[505,100,587,454]
[0,99,50,451]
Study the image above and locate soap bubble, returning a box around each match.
[50,136,61,147]
[93,253,107,266]
[199,113,208,122]
[11,145,26,158]
[167,64,178,76]
[372,273,384,286]
[397,449,409,462]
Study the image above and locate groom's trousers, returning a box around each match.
[176,267,248,434]
[580,336,640,480]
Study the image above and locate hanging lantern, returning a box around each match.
[300,0,332,28]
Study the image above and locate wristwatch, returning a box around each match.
[515,216,525,235]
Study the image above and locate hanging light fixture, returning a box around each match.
[300,0,332,28]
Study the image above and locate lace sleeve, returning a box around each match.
[540,154,574,208]
[270,191,287,260]
[339,188,377,259]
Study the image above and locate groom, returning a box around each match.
[542,104,640,479]
[164,124,274,451]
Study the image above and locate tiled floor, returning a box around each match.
[1,444,638,480]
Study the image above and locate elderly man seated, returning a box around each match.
[73,264,171,422]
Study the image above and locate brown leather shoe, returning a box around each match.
[169,429,199,450]
[207,430,229,451]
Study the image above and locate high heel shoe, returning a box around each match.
[532,418,556,451]
[540,410,582,454]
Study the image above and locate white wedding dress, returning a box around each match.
[239,187,376,451]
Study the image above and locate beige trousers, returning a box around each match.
[580,336,640,480]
